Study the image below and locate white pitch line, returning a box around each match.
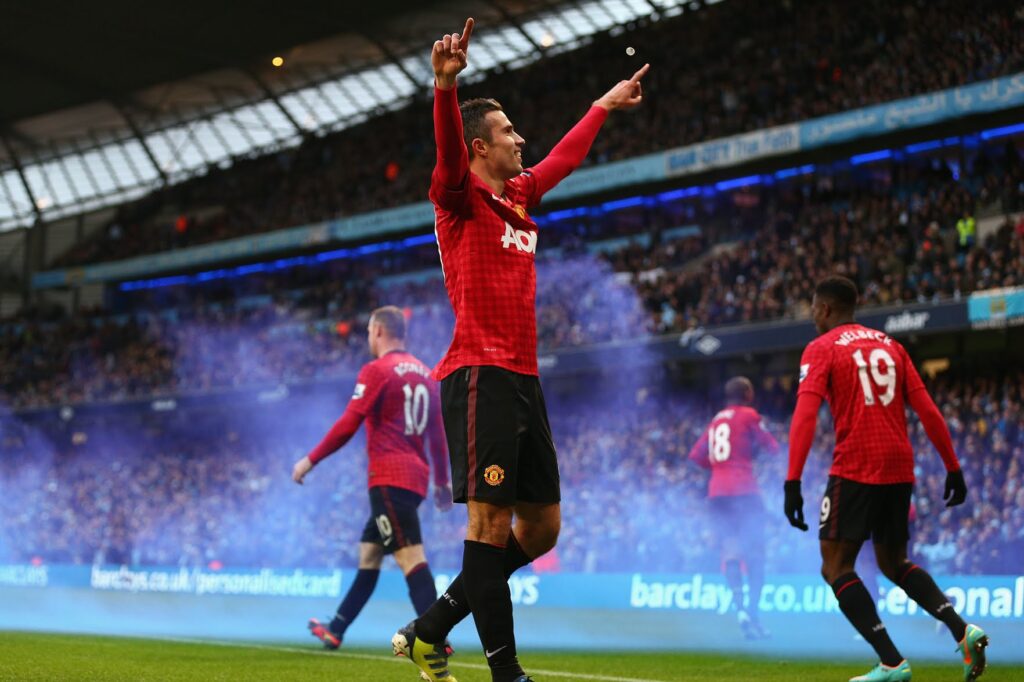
[155,635,670,682]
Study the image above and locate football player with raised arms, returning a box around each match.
[391,16,648,682]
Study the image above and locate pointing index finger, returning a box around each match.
[461,17,474,50]
[629,63,650,83]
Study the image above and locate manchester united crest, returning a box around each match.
[514,204,526,220]
[483,464,505,486]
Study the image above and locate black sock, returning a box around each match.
[831,572,903,667]
[416,533,532,645]
[330,568,379,637]
[747,555,765,620]
[405,562,437,616]
[723,560,744,612]
[462,540,524,681]
[896,562,967,642]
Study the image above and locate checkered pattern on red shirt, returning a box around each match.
[691,405,778,497]
[349,351,447,497]
[797,323,927,484]
[431,170,544,378]
[430,85,607,380]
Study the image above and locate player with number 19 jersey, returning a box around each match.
[796,323,925,484]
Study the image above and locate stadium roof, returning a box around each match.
[0,0,703,231]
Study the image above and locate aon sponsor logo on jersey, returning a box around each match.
[501,222,537,253]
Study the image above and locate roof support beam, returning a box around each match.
[484,0,545,54]
[361,35,421,89]
[0,132,43,223]
[567,0,602,31]
[241,69,304,136]
[112,101,168,185]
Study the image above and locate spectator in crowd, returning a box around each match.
[53,0,1024,267]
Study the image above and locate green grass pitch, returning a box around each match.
[1,631,1022,681]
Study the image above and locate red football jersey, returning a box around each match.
[430,86,607,379]
[348,351,448,496]
[797,323,927,484]
[688,405,778,497]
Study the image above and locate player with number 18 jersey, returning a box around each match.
[687,376,777,639]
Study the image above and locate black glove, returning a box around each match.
[944,469,968,507]
[784,479,809,531]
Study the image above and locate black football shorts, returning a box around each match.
[360,486,424,554]
[707,494,765,553]
[440,366,560,506]
[818,475,912,545]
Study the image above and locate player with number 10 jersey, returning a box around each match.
[291,306,452,651]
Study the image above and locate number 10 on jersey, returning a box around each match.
[402,383,430,435]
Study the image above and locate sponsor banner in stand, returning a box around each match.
[969,286,1024,329]
[542,299,968,374]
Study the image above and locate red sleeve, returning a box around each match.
[900,343,927,397]
[797,340,831,400]
[426,382,450,487]
[516,106,608,208]
[751,411,779,455]
[307,409,364,465]
[688,429,711,469]
[429,85,470,212]
[348,364,385,417]
[907,388,961,472]
[787,392,823,481]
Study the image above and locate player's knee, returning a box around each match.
[820,561,845,584]
[358,542,384,570]
[513,517,560,557]
[393,545,427,574]
[877,558,905,584]
[530,524,560,556]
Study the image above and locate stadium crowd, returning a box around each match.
[55,0,1024,266]
[1,369,1020,576]
[5,140,1023,409]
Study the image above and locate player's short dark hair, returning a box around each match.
[724,376,753,404]
[370,306,406,340]
[814,276,859,314]
[460,98,503,159]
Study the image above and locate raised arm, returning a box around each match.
[524,64,649,204]
[430,18,473,203]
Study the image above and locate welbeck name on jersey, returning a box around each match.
[833,327,893,347]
